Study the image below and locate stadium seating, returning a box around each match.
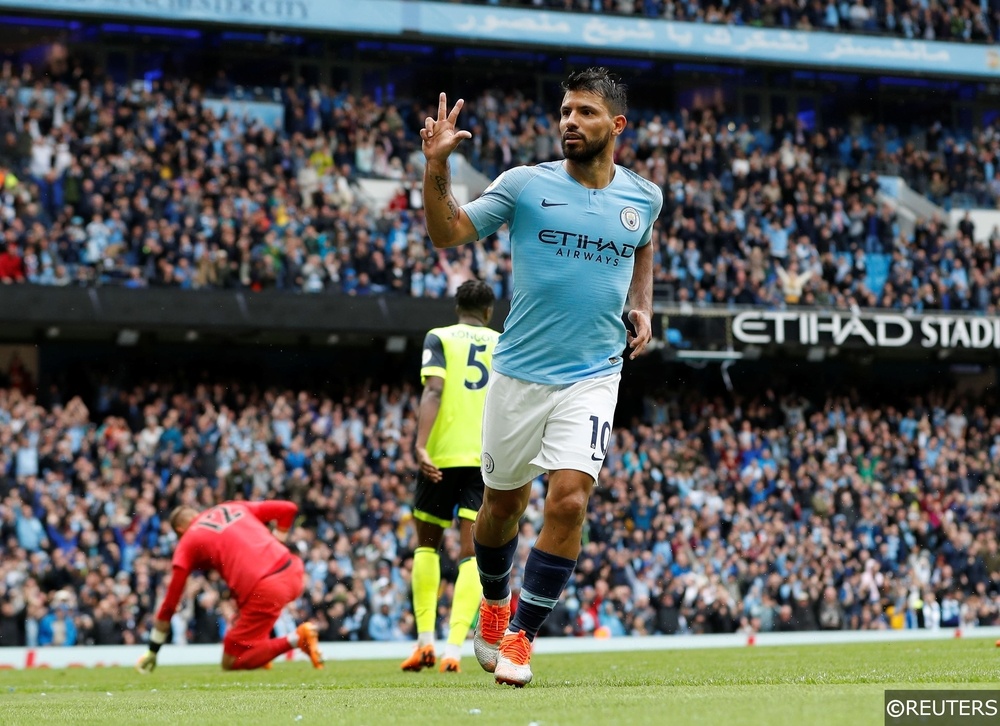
[1,370,998,645]
[0,66,997,314]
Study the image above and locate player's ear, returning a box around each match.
[612,114,627,137]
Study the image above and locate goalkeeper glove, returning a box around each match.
[137,627,166,673]
[136,650,157,674]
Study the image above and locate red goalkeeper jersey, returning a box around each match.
[156,500,298,620]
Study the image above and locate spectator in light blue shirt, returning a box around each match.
[598,601,627,637]
[766,214,795,261]
[823,0,840,30]
[16,504,47,552]
[14,434,38,478]
[38,597,78,646]
[367,601,403,641]
[950,258,969,291]
[423,264,447,298]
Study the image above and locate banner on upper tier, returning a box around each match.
[2,0,1000,78]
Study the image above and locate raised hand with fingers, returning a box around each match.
[420,93,472,162]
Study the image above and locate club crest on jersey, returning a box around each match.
[620,207,640,231]
[482,452,495,474]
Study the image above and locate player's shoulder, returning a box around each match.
[482,163,551,195]
[615,165,664,204]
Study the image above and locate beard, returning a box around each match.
[561,129,612,162]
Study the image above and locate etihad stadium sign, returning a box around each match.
[731,311,1000,350]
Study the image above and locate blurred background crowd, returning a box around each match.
[1,361,998,647]
[0,60,999,314]
[2,0,1000,652]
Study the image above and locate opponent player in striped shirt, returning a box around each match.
[420,67,662,686]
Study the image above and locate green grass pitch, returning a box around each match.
[2,638,996,726]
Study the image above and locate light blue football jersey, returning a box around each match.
[464,160,662,385]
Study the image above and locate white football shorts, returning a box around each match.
[480,370,621,490]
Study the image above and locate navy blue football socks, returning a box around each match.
[510,547,577,641]
[474,534,519,601]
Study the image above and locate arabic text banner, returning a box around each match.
[424,5,1000,78]
[2,0,998,78]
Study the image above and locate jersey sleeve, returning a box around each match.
[463,166,538,240]
[244,500,298,531]
[156,563,191,621]
[170,532,195,572]
[635,175,664,248]
[420,331,446,384]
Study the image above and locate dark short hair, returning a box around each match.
[455,279,495,314]
[562,67,628,117]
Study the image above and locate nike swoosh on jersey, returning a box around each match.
[541,199,568,207]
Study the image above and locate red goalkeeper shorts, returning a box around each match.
[223,556,305,656]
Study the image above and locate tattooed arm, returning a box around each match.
[421,93,479,249]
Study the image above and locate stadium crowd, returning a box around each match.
[1,62,999,313]
[1,361,999,648]
[2,45,1000,651]
[471,0,1000,44]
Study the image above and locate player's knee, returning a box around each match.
[415,523,444,549]
[543,490,588,529]
[482,495,524,525]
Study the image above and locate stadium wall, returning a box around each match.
[0,287,511,347]
[3,628,998,670]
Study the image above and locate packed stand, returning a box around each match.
[1,362,998,647]
[469,0,999,44]
[0,60,512,301]
[1,61,999,312]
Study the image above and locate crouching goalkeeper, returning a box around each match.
[137,500,324,672]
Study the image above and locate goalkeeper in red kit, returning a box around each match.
[136,500,324,672]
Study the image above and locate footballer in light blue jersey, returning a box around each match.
[464,161,662,385]
[420,67,660,687]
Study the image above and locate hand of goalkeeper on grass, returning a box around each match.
[137,622,167,674]
[136,650,157,674]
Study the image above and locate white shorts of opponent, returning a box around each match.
[480,370,621,491]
